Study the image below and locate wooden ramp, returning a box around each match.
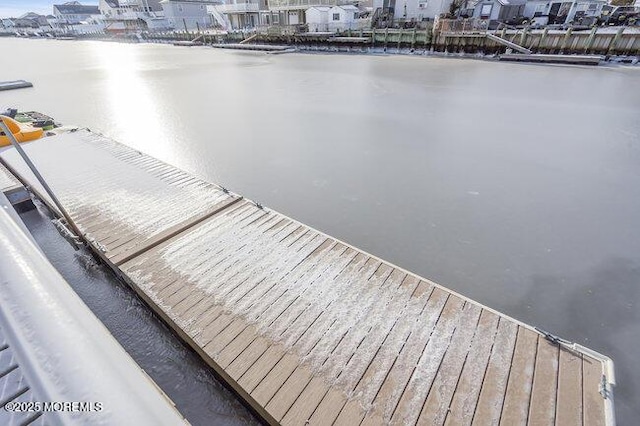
[0,131,615,426]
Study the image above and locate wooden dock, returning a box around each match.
[0,131,615,425]
[499,53,603,66]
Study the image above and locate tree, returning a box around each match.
[447,0,466,18]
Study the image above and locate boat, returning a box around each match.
[0,115,45,147]
[13,111,59,131]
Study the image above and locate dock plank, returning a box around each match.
[444,310,500,426]
[499,326,538,426]
[471,318,518,426]
[555,349,583,426]
[527,336,559,426]
[582,355,607,426]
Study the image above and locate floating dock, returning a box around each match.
[499,53,604,65]
[0,131,615,425]
[0,80,33,91]
[212,43,294,52]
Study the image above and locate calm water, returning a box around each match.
[2,38,639,423]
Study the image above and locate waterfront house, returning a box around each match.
[99,0,171,32]
[330,5,359,25]
[306,6,331,30]
[99,0,163,16]
[160,0,220,30]
[208,0,264,29]
[9,18,41,29]
[306,5,359,30]
[523,0,605,26]
[469,0,527,22]
[371,0,454,26]
[0,19,15,29]
[267,0,359,27]
[53,2,101,24]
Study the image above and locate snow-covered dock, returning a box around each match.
[0,130,615,426]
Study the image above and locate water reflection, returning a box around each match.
[90,43,178,163]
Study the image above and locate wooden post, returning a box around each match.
[196,21,201,35]
[560,26,572,53]
[183,18,188,36]
[371,27,375,47]
[538,27,548,52]
[411,27,416,50]
[384,27,389,49]
[584,26,597,54]
[607,27,624,56]
[519,25,528,47]
[397,29,402,50]
[623,35,635,55]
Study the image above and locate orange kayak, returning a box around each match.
[1,115,44,147]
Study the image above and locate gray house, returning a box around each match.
[523,0,606,25]
[470,0,526,21]
[160,0,221,30]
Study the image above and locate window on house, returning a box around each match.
[588,3,597,9]
[480,4,492,16]
[178,5,183,12]
[273,14,279,23]
[419,2,427,8]
[354,12,359,19]
[333,13,340,20]
[201,5,205,9]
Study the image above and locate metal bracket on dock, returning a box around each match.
[534,327,581,354]
[535,327,568,345]
[52,218,83,250]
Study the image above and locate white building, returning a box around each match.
[208,0,263,29]
[267,0,359,26]
[469,0,526,21]
[306,6,331,30]
[161,0,220,30]
[99,0,171,32]
[306,5,359,31]
[523,0,605,26]
[99,0,162,16]
[372,0,453,24]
